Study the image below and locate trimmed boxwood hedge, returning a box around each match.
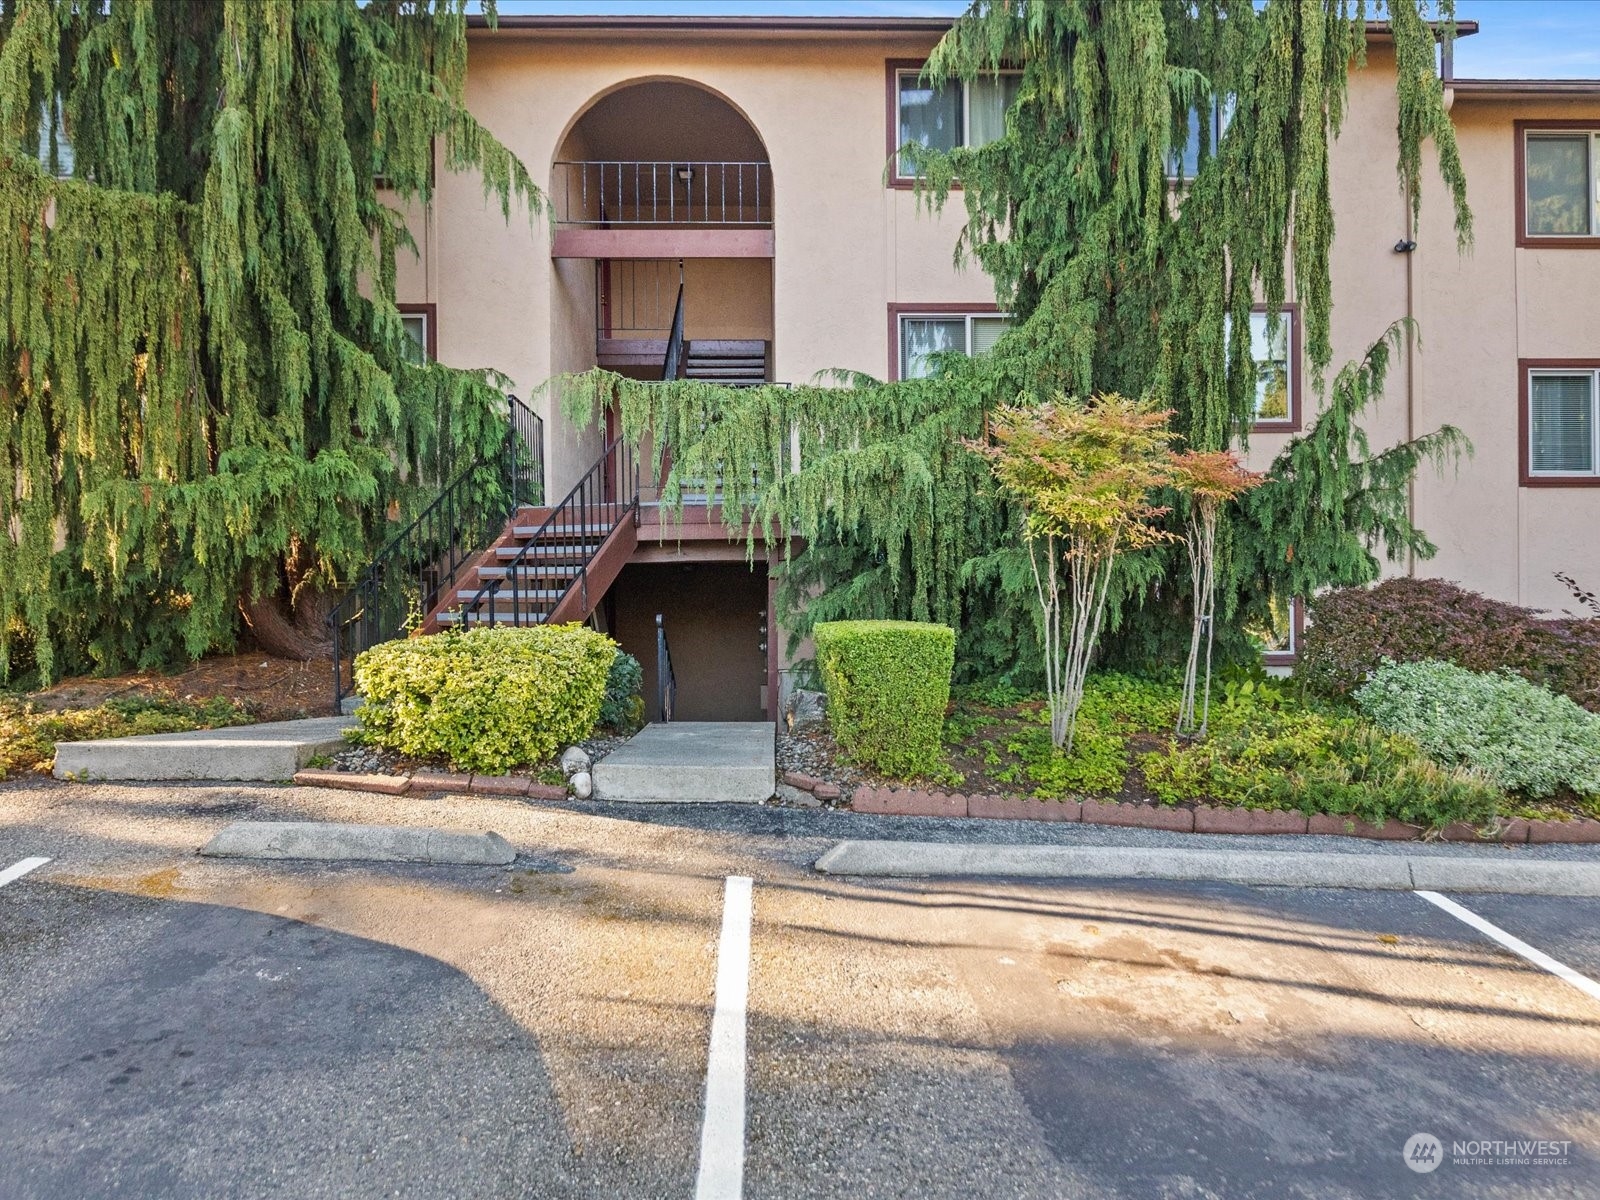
[353,625,616,773]
[1300,578,1600,711]
[814,619,955,778]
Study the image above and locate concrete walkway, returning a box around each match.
[53,716,354,782]
[593,722,775,803]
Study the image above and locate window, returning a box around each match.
[891,63,1021,181]
[1223,306,1299,430]
[36,97,74,178]
[1168,97,1235,183]
[398,304,434,363]
[1518,123,1600,244]
[1248,310,1295,426]
[1522,362,1600,485]
[1255,596,1302,666]
[894,310,1011,380]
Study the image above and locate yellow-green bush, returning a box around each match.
[353,626,616,773]
[815,619,954,778]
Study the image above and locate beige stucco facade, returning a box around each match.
[397,16,1600,698]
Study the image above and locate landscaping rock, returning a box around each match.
[569,770,593,800]
[786,688,827,728]
[776,783,822,808]
[560,746,592,776]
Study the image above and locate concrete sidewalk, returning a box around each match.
[814,840,1600,896]
[52,716,354,782]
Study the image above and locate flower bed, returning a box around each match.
[777,671,1600,838]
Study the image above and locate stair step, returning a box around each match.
[511,523,613,539]
[495,545,599,562]
[686,339,765,355]
[436,610,549,626]
[476,564,582,579]
[686,355,765,366]
[457,588,565,603]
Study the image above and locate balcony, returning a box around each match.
[551,161,775,259]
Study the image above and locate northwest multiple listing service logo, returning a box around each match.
[1404,1133,1573,1172]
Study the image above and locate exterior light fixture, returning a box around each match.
[676,165,694,184]
[1393,238,1418,253]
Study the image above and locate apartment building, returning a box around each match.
[389,14,1600,718]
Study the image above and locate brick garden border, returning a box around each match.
[781,772,1600,845]
[293,768,568,802]
[292,767,1600,845]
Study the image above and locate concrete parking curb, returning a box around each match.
[813,840,1600,896]
[199,821,517,865]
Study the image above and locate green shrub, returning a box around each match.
[1354,660,1600,800]
[599,651,645,732]
[353,626,616,773]
[0,695,253,779]
[1300,578,1600,711]
[815,619,955,778]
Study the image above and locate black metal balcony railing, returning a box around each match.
[554,161,772,227]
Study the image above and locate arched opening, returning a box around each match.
[547,79,779,723]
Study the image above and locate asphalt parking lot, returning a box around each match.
[3,779,1599,1199]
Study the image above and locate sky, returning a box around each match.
[491,0,1600,79]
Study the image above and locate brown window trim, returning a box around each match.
[887,301,1002,381]
[1518,358,1600,488]
[887,59,946,190]
[1514,119,1600,249]
[1262,597,1304,667]
[1248,302,1303,434]
[398,302,437,361]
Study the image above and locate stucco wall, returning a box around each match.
[398,25,1600,618]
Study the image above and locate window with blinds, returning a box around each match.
[1529,371,1598,477]
[895,69,1021,179]
[898,313,1012,380]
[1523,128,1600,239]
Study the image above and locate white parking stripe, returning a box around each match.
[1416,890,1600,1005]
[695,875,753,1200]
[0,857,51,889]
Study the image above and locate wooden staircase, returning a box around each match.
[422,439,638,633]
[684,339,768,387]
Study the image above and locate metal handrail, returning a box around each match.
[554,160,772,227]
[662,283,685,382]
[327,397,544,705]
[656,614,677,723]
[461,436,639,629]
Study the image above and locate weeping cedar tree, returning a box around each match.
[0,0,540,682]
[562,0,1475,686]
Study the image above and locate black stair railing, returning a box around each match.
[656,613,677,723]
[460,435,639,629]
[661,282,685,382]
[327,397,544,705]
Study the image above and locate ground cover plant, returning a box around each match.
[351,626,616,774]
[1354,660,1600,801]
[918,670,1547,830]
[0,695,254,779]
